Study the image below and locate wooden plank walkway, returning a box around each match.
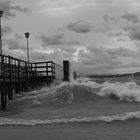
[0,54,63,111]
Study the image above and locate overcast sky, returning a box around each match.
[1,0,140,74]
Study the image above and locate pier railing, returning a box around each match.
[0,54,63,80]
[0,54,63,111]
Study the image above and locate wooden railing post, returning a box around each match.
[46,62,48,77]
[25,62,28,91]
[17,60,21,93]
[53,63,55,79]
[8,56,13,100]
[1,55,7,111]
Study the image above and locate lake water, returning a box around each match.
[0,77,140,139]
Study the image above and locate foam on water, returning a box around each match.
[70,77,140,102]
[3,77,140,126]
[14,82,81,106]
[1,111,140,126]
[99,81,140,101]
[72,77,140,102]
[11,77,140,107]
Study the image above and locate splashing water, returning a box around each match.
[99,81,140,101]
[11,78,140,107]
[2,77,140,127]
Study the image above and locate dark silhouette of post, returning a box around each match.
[24,32,30,89]
[73,70,76,80]
[63,60,70,81]
[24,32,30,64]
[0,11,3,55]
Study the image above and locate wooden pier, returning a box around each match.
[0,54,63,111]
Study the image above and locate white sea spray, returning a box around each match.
[1,111,140,126]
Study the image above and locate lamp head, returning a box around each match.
[25,32,30,38]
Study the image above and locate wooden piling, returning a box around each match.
[63,60,70,81]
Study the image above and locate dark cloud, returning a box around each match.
[97,14,117,33]
[0,0,31,19]
[122,24,140,41]
[40,33,80,45]
[67,20,92,33]
[2,26,12,36]
[7,38,25,50]
[40,34,65,46]
[40,34,80,54]
[107,32,127,37]
[103,14,116,22]
[14,34,23,39]
[121,12,139,23]
[128,28,140,41]
[117,37,126,42]
[78,46,140,70]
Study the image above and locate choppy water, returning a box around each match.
[0,77,140,127]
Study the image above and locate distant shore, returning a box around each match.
[88,73,140,78]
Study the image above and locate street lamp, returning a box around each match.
[24,32,30,64]
[0,11,3,55]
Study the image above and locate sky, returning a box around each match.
[1,0,140,75]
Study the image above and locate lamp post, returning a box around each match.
[24,32,30,79]
[24,32,30,64]
[0,11,3,55]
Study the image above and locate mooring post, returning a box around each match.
[73,70,76,80]
[63,60,70,81]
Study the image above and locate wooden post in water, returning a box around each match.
[63,60,70,81]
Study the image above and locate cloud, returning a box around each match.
[107,31,128,38]
[14,34,23,39]
[107,32,127,37]
[78,46,140,73]
[97,14,117,33]
[39,0,96,9]
[103,14,116,22]
[7,38,25,51]
[117,37,126,42]
[67,20,92,33]
[0,0,31,19]
[129,29,140,41]
[39,0,140,10]
[121,12,139,23]
[122,24,140,41]
[2,26,12,36]
[40,34,65,46]
[30,49,74,64]
[40,33,80,54]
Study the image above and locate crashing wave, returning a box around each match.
[72,80,140,102]
[9,77,140,111]
[98,82,140,101]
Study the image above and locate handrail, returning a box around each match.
[0,54,62,80]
